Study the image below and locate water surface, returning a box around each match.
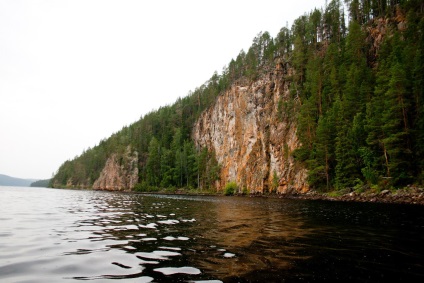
[0,186,423,282]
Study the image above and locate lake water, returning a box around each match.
[0,186,423,282]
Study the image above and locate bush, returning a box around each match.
[292,147,310,162]
[134,182,148,192]
[134,181,159,192]
[164,186,177,194]
[224,181,237,196]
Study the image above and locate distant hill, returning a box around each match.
[0,174,38,187]
[30,179,51,188]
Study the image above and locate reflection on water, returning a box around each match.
[184,197,315,280]
[0,186,423,282]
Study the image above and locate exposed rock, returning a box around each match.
[66,178,73,188]
[193,63,308,194]
[93,147,138,191]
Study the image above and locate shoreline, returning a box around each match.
[281,188,424,205]
[58,185,424,205]
[133,187,424,205]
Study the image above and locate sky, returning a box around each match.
[0,0,327,180]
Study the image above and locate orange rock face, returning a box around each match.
[193,67,308,194]
[93,147,138,191]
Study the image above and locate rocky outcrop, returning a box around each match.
[93,147,139,191]
[193,62,308,194]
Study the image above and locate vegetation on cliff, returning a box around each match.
[51,0,424,193]
[292,0,424,191]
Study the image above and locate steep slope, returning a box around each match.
[194,63,307,193]
[51,1,424,193]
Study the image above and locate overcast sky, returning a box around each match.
[0,0,326,180]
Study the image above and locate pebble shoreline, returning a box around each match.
[140,187,424,205]
[280,187,424,205]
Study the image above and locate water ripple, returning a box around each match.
[1,187,423,282]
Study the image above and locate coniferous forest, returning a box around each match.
[51,0,424,193]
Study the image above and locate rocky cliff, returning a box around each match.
[193,62,308,194]
[93,147,139,191]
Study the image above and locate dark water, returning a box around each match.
[0,186,423,282]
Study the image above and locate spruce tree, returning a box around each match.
[309,113,336,190]
[146,137,161,187]
[381,61,413,185]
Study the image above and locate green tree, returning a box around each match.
[146,137,161,187]
[381,61,413,184]
[160,148,174,187]
[309,111,336,190]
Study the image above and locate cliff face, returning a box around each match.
[193,63,308,193]
[93,147,139,191]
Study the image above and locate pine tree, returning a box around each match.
[146,137,161,187]
[333,16,371,189]
[309,113,336,190]
[411,18,424,182]
[335,111,367,188]
[160,148,174,188]
[381,61,413,185]
[171,129,184,187]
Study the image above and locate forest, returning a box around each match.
[51,0,424,193]
[30,179,51,188]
